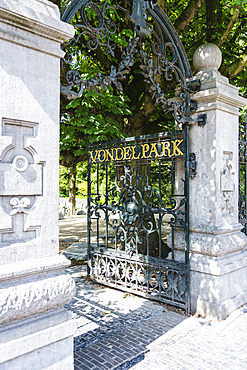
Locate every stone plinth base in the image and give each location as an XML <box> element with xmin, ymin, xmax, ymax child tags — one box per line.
<box><xmin>190</xmin><ymin>248</ymin><xmax>247</xmax><ymax>320</ymax></box>
<box><xmin>169</xmin><ymin>230</ymin><xmax>247</xmax><ymax>319</ymax></box>
<box><xmin>175</xmin><ymin>248</ymin><xmax>247</xmax><ymax>320</ymax></box>
<box><xmin>0</xmin><ymin>308</ymin><xmax>76</xmax><ymax>370</ymax></box>
<box><xmin>0</xmin><ymin>255</ymin><xmax>76</xmax><ymax>369</ymax></box>
<box><xmin>172</xmin><ymin>247</ymin><xmax>247</xmax><ymax>320</ymax></box>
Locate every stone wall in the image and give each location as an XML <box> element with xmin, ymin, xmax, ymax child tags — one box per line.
<box><xmin>0</xmin><ymin>0</ymin><xmax>76</xmax><ymax>368</ymax></box>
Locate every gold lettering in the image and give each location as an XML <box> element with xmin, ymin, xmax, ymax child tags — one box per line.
<box><xmin>171</xmin><ymin>140</ymin><xmax>184</xmax><ymax>156</ymax></box>
<box><xmin>131</xmin><ymin>146</ymin><xmax>141</xmax><ymax>160</ymax></box>
<box><xmin>141</xmin><ymin>144</ymin><xmax>149</xmax><ymax>158</ymax></box>
<box><xmin>89</xmin><ymin>150</ymin><xmax>98</xmax><ymax>163</ymax></box>
<box><xmin>148</xmin><ymin>143</ymin><xmax>159</xmax><ymax>158</ymax></box>
<box><xmin>123</xmin><ymin>146</ymin><xmax>133</xmax><ymax>160</ymax></box>
<box><xmin>115</xmin><ymin>147</ymin><xmax>123</xmax><ymax>161</ymax></box>
<box><xmin>162</xmin><ymin>141</ymin><xmax>171</xmax><ymax>157</ymax></box>
<box><xmin>98</xmin><ymin>149</ymin><xmax>106</xmax><ymax>162</ymax></box>
<box><xmin>105</xmin><ymin>149</ymin><xmax>114</xmax><ymax>162</ymax></box>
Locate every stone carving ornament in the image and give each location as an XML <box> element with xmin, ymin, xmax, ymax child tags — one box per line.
<box><xmin>221</xmin><ymin>152</ymin><xmax>235</xmax><ymax>216</ymax></box>
<box><xmin>0</xmin><ymin>118</ymin><xmax>43</xmax><ymax>244</ymax></box>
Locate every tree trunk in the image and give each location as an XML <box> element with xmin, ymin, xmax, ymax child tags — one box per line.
<box><xmin>116</xmin><ymin>162</ymin><xmax>171</xmax><ymax>258</ymax></box>
<box><xmin>137</xmin><ymin>163</ymin><xmax>171</xmax><ymax>258</ymax></box>
<box><xmin>69</xmin><ymin>167</ymin><xmax>77</xmax><ymax>215</ymax></box>
<box><xmin>205</xmin><ymin>0</ymin><xmax>223</xmax><ymax>43</ymax></box>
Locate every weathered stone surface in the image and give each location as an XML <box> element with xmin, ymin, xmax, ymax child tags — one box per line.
<box><xmin>193</xmin><ymin>43</ymin><xmax>222</xmax><ymax>72</ymax></box>
<box><xmin>0</xmin><ymin>0</ymin><xmax>75</xmax><ymax>368</ymax></box>
<box><xmin>182</xmin><ymin>45</ymin><xmax>247</xmax><ymax>319</ymax></box>
<box><xmin>168</xmin><ymin>229</ymin><xmax>247</xmax><ymax>256</ymax></box>
<box><xmin>63</xmin><ymin>242</ymin><xmax>89</xmax><ymax>261</ymax></box>
<box><xmin>0</xmin><ymin>308</ymin><xmax>76</xmax><ymax>369</ymax></box>
<box><xmin>0</xmin><ymin>274</ymin><xmax>76</xmax><ymax>326</ymax></box>
<box><xmin>0</xmin><ymin>255</ymin><xmax>70</xmax><ymax>281</ymax></box>
<box><xmin>190</xmin><ymin>250</ymin><xmax>247</xmax><ymax>320</ymax></box>
<box><xmin>189</xmin><ymin>50</ymin><xmax>247</xmax><ymax>249</ymax></box>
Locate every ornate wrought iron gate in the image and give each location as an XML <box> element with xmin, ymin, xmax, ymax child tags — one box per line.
<box><xmin>87</xmin><ymin>127</ymin><xmax>190</xmax><ymax>311</ymax></box>
<box><xmin>60</xmin><ymin>0</ymin><xmax>205</xmax><ymax>313</ymax></box>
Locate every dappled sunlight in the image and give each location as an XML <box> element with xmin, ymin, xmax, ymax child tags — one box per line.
<box><xmin>64</xmin><ymin>266</ymin><xmax>186</xmax><ymax>353</ymax></box>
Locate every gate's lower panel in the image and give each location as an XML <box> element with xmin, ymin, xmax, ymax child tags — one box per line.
<box><xmin>88</xmin><ymin>251</ymin><xmax>189</xmax><ymax>310</ymax></box>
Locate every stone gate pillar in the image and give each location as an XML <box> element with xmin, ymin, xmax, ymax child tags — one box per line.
<box><xmin>188</xmin><ymin>44</ymin><xmax>247</xmax><ymax>319</ymax></box>
<box><xmin>0</xmin><ymin>0</ymin><xmax>76</xmax><ymax>368</ymax></box>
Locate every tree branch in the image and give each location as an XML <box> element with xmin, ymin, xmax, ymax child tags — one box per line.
<box><xmin>60</xmin><ymin>150</ymin><xmax>87</xmax><ymax>168</ymax></box>
<box><xmin>206</xmin><ymin>0</ymin><xmax>223</xmax><ymax>43</ymax></box>
<box><xmin>220</xmin><ymin>49</ymin><xmax>247</xmax><ymax>80</ymax></box>
<box><xmin>217</xmin><ymin>6</ymin><xmax>242</xmax><ymax>48</ymax></box>
<box><xmin>174</xmin><ymin>0</ymin><xmax>205</xmax><ymax>34</ymax></box>
<box><xmin>229</xmin><ymin>55</ymin><xmax>247</xmax><ymax>79</ymax></box>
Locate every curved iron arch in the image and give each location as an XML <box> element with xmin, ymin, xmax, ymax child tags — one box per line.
<box><xmin>60</xmin><ymin>0</ymin><xmax>201</xmax><ymax>124</ymax></box>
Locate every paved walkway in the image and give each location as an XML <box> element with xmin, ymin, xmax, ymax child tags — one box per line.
<box><xmin>61</xmin><ymin>217</ymin><xmax>247</xmax><ymax>370</ymax></box>
<box><xmin>64</xmin><ymin>265</ymin><xmax>247</xmax><ymax>370</ymax></box>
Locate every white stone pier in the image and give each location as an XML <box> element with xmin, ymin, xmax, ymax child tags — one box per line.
<box><xmin>0</xmin><ymin>1</ymin><xmax>76</xmax><ymax>368</ymax></box>
<box><xmin>188</xmin><ymin>44</ymin><xmax>247</xmax><ymax>320</ymax></box>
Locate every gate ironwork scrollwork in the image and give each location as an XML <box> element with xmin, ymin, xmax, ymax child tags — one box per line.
<box><xmin>61</xmin><ymin>0</ymin><xmax>201</xmax><ymax>125</ymax></box>
<box><xmin>61</xmin><ymin>0</ymin><xmax>198</xmax><ymax>312</ymax></box>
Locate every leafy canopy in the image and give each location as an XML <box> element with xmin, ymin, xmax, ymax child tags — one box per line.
<box><xmin>57</xmin><ymin>0</ymin><xmax>247</xmax><ymax>168</ymax></box>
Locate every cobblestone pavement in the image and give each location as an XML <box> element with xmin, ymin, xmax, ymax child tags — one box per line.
<box><xmin>64</xmin><ymin>265</ymin><xmax>247</xmax><ymax>370</ymax></box>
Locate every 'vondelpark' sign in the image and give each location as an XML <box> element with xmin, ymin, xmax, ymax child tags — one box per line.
<box><xmin>89</xmin><ymin>139</ymin><xmax>184</xmax><ymax>163</ymax></box>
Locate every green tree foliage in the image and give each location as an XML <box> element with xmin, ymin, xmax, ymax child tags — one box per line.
<box><xmin>58</xmin><ymin>0</ymin><xmax>247</xmax><ymax>167</ymax></box>
<box><xmin>50</xmin><ymin>0</ymin><xmax>247</xmax><ymax>211</ymax></box>
<box><xmin>60</xmin><ymin>86</ymin><xmax>130</xmax><ymax>167</ymax></box>
<box><xmin>59</xmin><ymin>163</ymin><xmax>88</xmax><ymax>198</ymax></box>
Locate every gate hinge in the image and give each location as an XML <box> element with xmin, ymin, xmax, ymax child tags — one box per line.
<box><xmin>197</xmin><ymin>114</ymin><xmax>207</xmax><ymax>126</ymax></box>
<box><xmin>188</xmin><ymin>153</ymin><xmax>197</xmax><ymax>178</ymax></box>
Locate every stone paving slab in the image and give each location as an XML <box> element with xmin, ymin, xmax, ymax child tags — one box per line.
<box><xmin>64</xmin><ymin>265</ymin><xmax>247</xmax><ymax>370</ymax></box>
<box><xmin>129</xmin><ymin>306</ymin><xmax>247</xmax><ymax>370</ymax></box>
<box><xmin>73</xmin><ymin>312</ymin><xmax>184</xmax><ymax>370</ymax></box>
<box><xmin>62</xmin><ymin>242</ymin><xmax>88</xmax><ymax>261</ymax></box>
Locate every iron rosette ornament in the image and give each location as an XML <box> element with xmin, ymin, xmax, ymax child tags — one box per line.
<box><xmin>61</xmin><ymin>0</ymin><xmax>201</xmax><ymax>125</ymax></box>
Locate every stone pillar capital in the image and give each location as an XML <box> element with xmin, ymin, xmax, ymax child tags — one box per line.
<box><xmin>190</xmin><ymin>70</ymin><xmax>247</xmax><ymax>116</ymax></box>
<box><xmin>0</xmin><ymin>0</ymin><xmax>74</xmax><ymax>58</ymax></box>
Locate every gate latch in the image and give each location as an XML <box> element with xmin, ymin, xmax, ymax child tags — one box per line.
<box><xmin>188</xmin><ymin>153</ymin><xmax>197</xmax><ymax>178</ymax></box>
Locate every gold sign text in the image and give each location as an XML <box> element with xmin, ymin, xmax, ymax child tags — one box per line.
<box><xmin>89</xmin><ymin>139</ymin><xmax>184</xmax><ymax>163</ymax></box>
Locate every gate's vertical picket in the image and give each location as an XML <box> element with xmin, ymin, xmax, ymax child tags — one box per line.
<box><xmin>184</xmin><ymin>124</ymin><xmax>190</xmax><ymax>313</ymax></box>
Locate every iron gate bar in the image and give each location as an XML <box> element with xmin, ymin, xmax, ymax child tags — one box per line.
<box><xmin>87</xmin><ymin>128</ymin><xmax>190</xmax><ymax>312</ymax></box>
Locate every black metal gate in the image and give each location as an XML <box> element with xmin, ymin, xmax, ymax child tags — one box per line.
<box><xmin>87</xmin><ymin>127</ymin><xmax>190</xmax><ymax>312</ymax></box>
<box><xmin>60</xmin><ymin>0</ymin><xmax>205</xmax><ymax>313</ymax></box>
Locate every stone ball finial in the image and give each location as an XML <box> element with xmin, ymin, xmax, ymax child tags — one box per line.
<box><xmin>193</xmin><ymin>43</ymin><xmax>222</xmax><ymax>72</ymax></box>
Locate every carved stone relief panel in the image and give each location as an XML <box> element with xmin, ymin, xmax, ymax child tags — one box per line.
<box><xmin>221</xmin><ymin>151</ymin><xmax>235</xmax><ymax>216</ymax></box>
<box><xmin>0</xmin><ymin>118</ymin><xmax>44</xmax><ymax>245</ymax></box>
